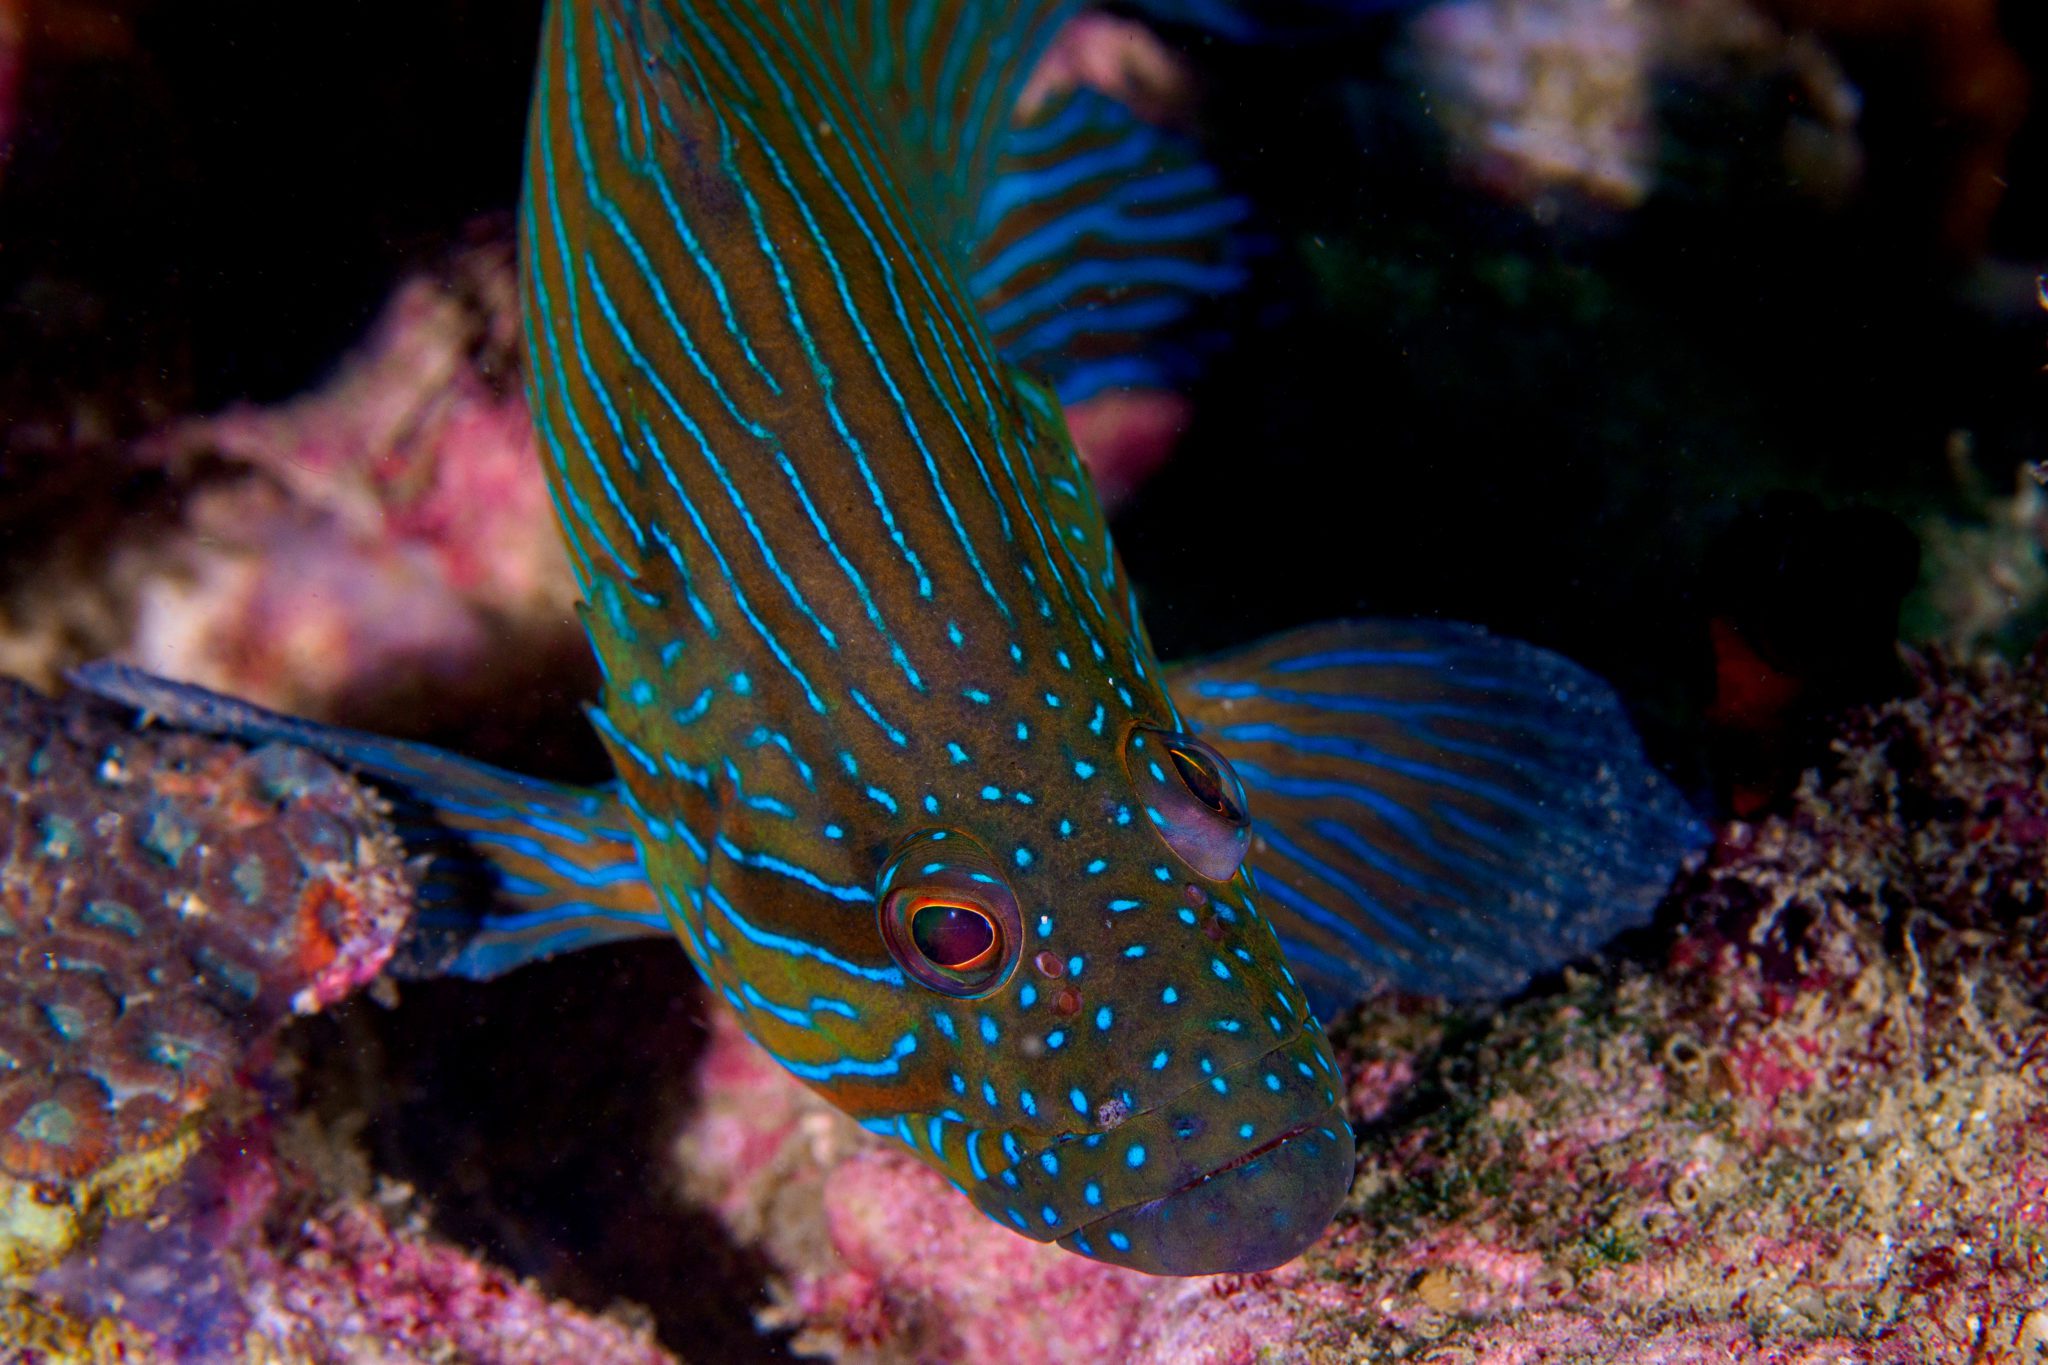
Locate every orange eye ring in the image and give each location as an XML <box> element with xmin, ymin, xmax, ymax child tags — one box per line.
<box><xmin>907</xmin><ymin>898</ymin><xmax>1000</xmax><ymax>971</ymax></box>
<box><xmin>876</xmin><ymin>831</ymin><xmax>1021</xmax><ymax>998</ymax></box>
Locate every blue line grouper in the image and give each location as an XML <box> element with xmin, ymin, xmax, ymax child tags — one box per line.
<box><xmin>75</xmin><ymin>0</ymin><xmax>1704</xmax><ymax>1277</ymax></box>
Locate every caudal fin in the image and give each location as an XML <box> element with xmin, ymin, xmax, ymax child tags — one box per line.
<box><xmin>973</xmin><ymin>86</ymin><xmax>1252</xmax><ymax>404</ymax></box>
<box><xmin>1167</xmin><ymin>621</ymin><xmax>1707</xmax><ymax>1015</ymax></box>
<box><xmin>67</xmin><ymin>663</ymin><xmax>667</xmax><ymax>980</ymax></box>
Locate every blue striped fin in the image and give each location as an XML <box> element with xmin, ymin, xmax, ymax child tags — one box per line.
<box><xmin>66</xmin><ymin>662</ymin><xmax>668</xmax><ymax>980</ymax></box>
<box><xmin>1165</xmin><ymin>621</ymin><xmax>1707</xmax><ymax>1013</ymax></box>
<box><xmin>971</xmin><ymin>87</ymin><xmax>1250</xmax><ymax>405</ymax></box>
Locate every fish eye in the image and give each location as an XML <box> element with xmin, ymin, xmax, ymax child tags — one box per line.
<box><xmin>1125</xmin><ymin>728</ymin><xmax>1251</xmax><ymax>882</ymax></box>
<box><xmin>1167</xmin><ymin>742</ymin><xmax>1244</xmax><ymax>824</ymax></box>
<box><xmin>909</xmin><ymin>900</ymin><xmax>998</xmax><ymax>970</ymax></box>
<box><xmin>877</xmin><ymin>831</ymin><xmax>1021</xmax><ymax>997</ymax></box>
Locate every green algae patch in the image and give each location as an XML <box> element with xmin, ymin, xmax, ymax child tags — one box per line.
<box><xmin>1289</xmin><ymin>649</ymin><xmax>2048</xmax><ymax>1362</ymax></box>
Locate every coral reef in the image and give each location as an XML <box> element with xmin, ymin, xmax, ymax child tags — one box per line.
<box><xmin>672</xmin><ymin>647</ymin><xmax>2048</xmax><ymax>1362</ymax></box>
<box><xmin>0</xmin><ymin>233</ymin><xmax>587</xmax><ymax>737</ymax></box>
<box><xmin>1405</xmin><ymin>0</ymin><xmax>1861</xmax><ymax>216</ymax></box>
<box><xmin>113</xmin><ymin>234</ymin><xmax>580</xmax><ymax>729</ymax></box>
<box><xmin>0</xmin><ymin>683</ymin><xmax>680</xmax><ymax>1363</ymax></box>
<box><xmin>0</xmin><ymin>5</ymin><xmax>1217</xmax><ymax>707</ymax></box>
<box><xmin>0</xmin><ymin>206</ymin><xmax>1189</xmax><ymax>708</ymax></box>
<box><xmin>22</xmin><ymin>1109</ymin><xmax>679</xmax><ymax>1365</ymax></box>
<box><xmin>0</xmin><ymin>680</ymin><xmax>409</xmax><ymax>1280</ymax></box>
<box><xmin>1402</xmin><ymin>0</ymin><xmax>2029</xmax><ymax>252</ymax></box>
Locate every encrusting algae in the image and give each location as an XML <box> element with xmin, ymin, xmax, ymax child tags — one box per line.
<box><xmin>665</xmin><ymin>647</ymin><xmax>2048</xmax><ymax>1363</ymax></box>
<box><xmin>3</xmin><ymin>600</ymin><xmax>2046</xmax><ymax>1360</ymax></box>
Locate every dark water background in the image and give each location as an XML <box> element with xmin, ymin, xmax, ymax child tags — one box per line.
<box><xmin>5</xmin><ymin>2</ymin><xmax>2047</xmax><ymax>1357</ymax></box>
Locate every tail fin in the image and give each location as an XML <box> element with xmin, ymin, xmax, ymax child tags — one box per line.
<box><xmin>973</xmin><ymin>86</ymin><xmax>1252</xmax><ymax>404</ymax></box>
<box><xmin>67</xmin><ymin>664</ymin><xmax>667</xmax><ymax>980</ymax></box>
<box><xmin>1167</xmin><ymin>621</ymin><xmax>1707</xmax><ymax>1014</ymax></box>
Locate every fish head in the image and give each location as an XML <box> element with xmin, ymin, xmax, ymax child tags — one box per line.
<box><xmin>685</xmin><ymin>685</ymin><xmax>1354</xmax><ymax>1276</ymax></box>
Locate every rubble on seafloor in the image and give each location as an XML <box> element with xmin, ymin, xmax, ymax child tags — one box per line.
<box><xmin>0</xmin><ymin>682</ymin><xmax>676</xmax><ymax>1365</ymax></box>
<box><xmin>672</xmin><ymin>647</ymin><xmax>2048</xmax><ymax>1364</ymax></box>
<box><xmin>5</xmin><ymin>621</ymin><xmax>2048</xmax><ymax>1365</ymax></box>
<box><xmin>0</xmin><ymin>234</ymin><xmax>589</xmax><ymax>736</ymax></box>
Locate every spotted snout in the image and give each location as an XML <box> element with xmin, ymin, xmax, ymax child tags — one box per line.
<box><xmin>976</xmin><ymin>1028</ymin><xmax>1354</xmax><ymax>1275</ymax></box>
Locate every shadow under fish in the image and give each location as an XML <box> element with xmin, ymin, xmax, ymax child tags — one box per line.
<box><xmin>69</xmin><ymin>0</ymin><xmax>1705</xmax><ymax>1278</ymax></box>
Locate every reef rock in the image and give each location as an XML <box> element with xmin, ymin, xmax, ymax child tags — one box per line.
<box><xmin>0</xmin><ymin>680</ymin><xmax>409</xmax><ymax>1280</ymax></box>
<box><xmin>0</xmin><ymin>681</ymin><xmax>681</xmax><ymax>1363</ymax></box>
<box><xmin>673</xmin><ymin>647</ymin><xmax>2048</xmax><ymax>1363</ymax></box>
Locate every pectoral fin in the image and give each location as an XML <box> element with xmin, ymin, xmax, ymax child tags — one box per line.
<box><xmin>67</xmin><ymin>663</ymin><xmax>667</xmax><ymax>980</ymax></box>
<box><xmin>1167</xmin><ymin>621</ymin><xmax>1707</xmax><ymax>1015</ymax></box>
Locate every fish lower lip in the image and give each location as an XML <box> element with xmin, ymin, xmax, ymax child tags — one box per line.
<box><xmin>1057</xmin><ymin>1103</ymin><xmax>1355</xmax><ymax>1276</ymax></box>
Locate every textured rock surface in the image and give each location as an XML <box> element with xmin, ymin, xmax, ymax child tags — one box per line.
<box><xmin>673</xmin><ymin>648</ymin><xmax>2048</xmax><ymax>1363</ymax></box>
<box><xmin>27</xmin><ymin>1112</ymin><xmax>680</xmax><ymax>1365</ymax></box>
<box><xmin>0</xmin><ymin>681</ymin><xmax>411</xmax><ymax>1279</ymax></box>
<box><xmin>0</xmin><ymin>683</ymin><xmax>682</xmax><ymax>1363</ymax></box>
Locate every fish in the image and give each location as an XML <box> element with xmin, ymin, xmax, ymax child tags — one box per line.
<box><xmin>71</xmin><ymin>0</ymin><xmax>1705</xmax><ymax>1276</ymax></box>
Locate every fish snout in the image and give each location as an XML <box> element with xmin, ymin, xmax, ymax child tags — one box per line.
<box><xmin>1059</xmin><ymin>1102</ymin><xmax>1353</xmax><ymax>1275</ymax></box>
<box><xmin>1054</xmin><ymin>1032</ymin><xmax>1355</xmax><ymax>1275</ymax></box>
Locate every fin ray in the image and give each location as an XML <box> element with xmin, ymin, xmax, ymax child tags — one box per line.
<box><xmin>1168</xmin><ymin>621</ymin><xmax>1707</xmax><ymax>1013</ymax></box>
<box><xmin>67</xmin><ymin>663</ymin><xmax>668</xmax><ymax>980</ymax></box>
<box><xmin>972</xmin><ymin>87</ymin><xmax>1250</xmax><ymax>404</ymax></box>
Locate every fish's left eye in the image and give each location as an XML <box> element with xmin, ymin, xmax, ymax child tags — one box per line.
<box><xmin>877</xmin><ymin>830</ymin><xmax>1021</xmax><ymax>998</ymax></box>
<box><xmin>1125</xmin><ymin>728</ymin><xmax>1252</xmax><ymax>882</ymax></box>
<box><xmin>910</xmin><ymin>901</ymin><xmax>998</xmax><ymax>970</ymax></box>
<box><xmin>1168</xmin><ymin>742</ymin><xmax>1244</xmax><ymax>824</ymax></box>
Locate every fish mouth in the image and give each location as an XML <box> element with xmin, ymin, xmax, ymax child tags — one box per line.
<box><xmin>1051</xmin><ymin>1038</ymin><xmax>1357</xmax><ymax>1276</ymax></box>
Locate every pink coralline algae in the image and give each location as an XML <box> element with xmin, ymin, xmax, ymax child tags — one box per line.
<box><xmin>116</xmin><ymin>234</ymin><xmax>583</xmax><ymax>727</ymax></box>
<box><xmin>20</xmin><ymin>1109</ymin><xmax>679</xmax><ymax>1365</ymax></box>
<box><xmin>677</xmin><ymin>1008</ymin><xmax>1321</xmax><ymax>1365</ymax></box>
<box><xmin>672</xmin><ymin>647</ymin><xmax>2048</xmax><ymax>1364</ymax></box>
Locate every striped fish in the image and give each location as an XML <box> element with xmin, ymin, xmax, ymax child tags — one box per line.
<box><xmin>73</xmin><ymin>0</ymin><xmax>1703</xmax><ymax>1276</ymax></box>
